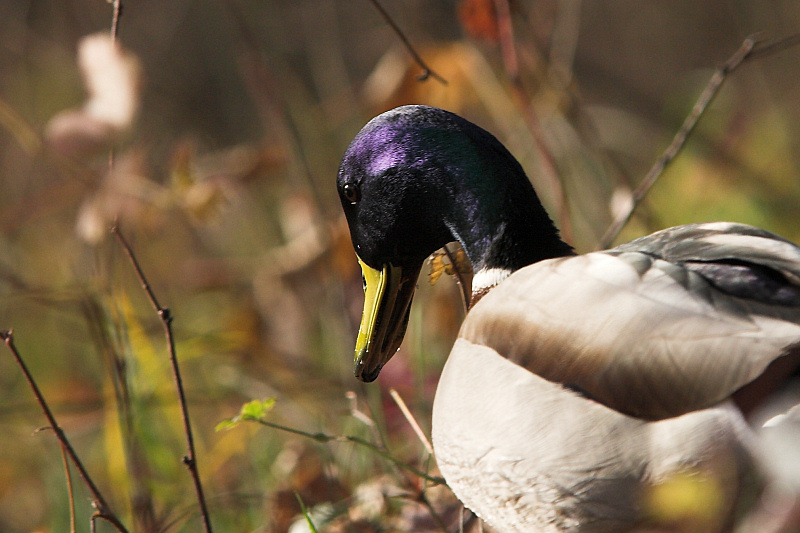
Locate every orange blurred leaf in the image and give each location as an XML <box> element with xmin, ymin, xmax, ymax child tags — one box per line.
<box><xmin>458</xmin><ymin>0</ymin><xmax>499</xmax><ymax>43</ymax></box>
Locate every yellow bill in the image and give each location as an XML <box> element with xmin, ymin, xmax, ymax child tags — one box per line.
<box><xmin>354</xmin><ymin>256</ymin><xmax>420</xmax><ymax>382</ymax></box>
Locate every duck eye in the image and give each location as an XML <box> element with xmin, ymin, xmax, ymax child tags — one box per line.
<box><xmin>343</xmin><ymin>183</ymin><xmax>360</xmax><ymax>204</ymax></box>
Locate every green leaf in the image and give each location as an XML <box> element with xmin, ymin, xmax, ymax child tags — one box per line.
<box><xmin>215</xmin><ymin>398</ymin><xmax>276</xmax><ymax>432</ymax></box>
<box><xmin>240</xmin><ymin>398</ymin><xmax>275</xmax><ymax>420</ymax></box>
<box><xmin>213</xmin><ymin>418</ymin><xmax>239</xmax><ymax>432</ymax></box>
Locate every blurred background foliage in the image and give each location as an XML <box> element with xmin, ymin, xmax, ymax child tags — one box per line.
<box><xmin>1</xmin><ymin>0</ymin><xmax>800</xmax><ymax>531</ymax></box>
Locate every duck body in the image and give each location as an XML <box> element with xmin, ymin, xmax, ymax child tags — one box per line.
<box><xmin>435</xmin><ymin>222</ymin><xmax>800</xmax><ymax>532</ymax></box>
<box><xmin>337</xmin><ymin>105</ymin><xmax>800</xmax><ymax>532</ymax></box>
<box><xmin>433</xmin><ymin>341</ymin><xmax>755</xmax><ymax>532</ymax></box>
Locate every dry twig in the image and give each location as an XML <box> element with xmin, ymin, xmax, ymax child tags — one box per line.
<box><xmin>111</xmin><ymin>226</ymin><xmax>214</xmax><ymax>533</ymax></box>
<box><xmin>107</xmin><ymin>0</ymin><xmax>122</xmax><ymax>173</ymax></box>
<box><xmin>109</xmin><ymin>0</ymin><xmax>122</xmax><ymax>42</ymax></box>
<box><xmin>367</xmin><ymin>0</ymin><xmax>448</xmax><ymax>85</ymax></box>
<box><xmin>343</xmin><ymin>391</ymin><xmax>447</xmax><ymax>529</ymax></box>
<box><xmin>599</xmin><ymin>32</ymin><xmax>800</xmax><ymax>249</ymax></box>
<box><xmin>0</xmin><ymin>330</ymin><xmax>130</xmax><ymax>533</ymax></box>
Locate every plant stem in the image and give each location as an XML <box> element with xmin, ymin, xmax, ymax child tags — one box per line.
<box><xmin>599</xmin><ymin>32</ymin><xmax>800</xmax><ymax>249</ymax></box>
<box><xmin>109</xmin><ymin>0</ymin><xmax>122</xmax><ymax>42</ymax></box>
<box><xmin>1</xmin><ymin>331</ymin><xmax>130</xmax><ymax>533</ymax></box>
<box><xmin>367</xmin><ymin>0</ymin><xmax>447</xmax><ymax>85</ymax></box>
<box><xmin>59</xmin><ymin>441</ymin><xmax>77</xmax><ymax>533</ymax></box>
<box><xmin>251</xmin><ymin>418</ymin><xmax>446</xmax><ymax>485</ymax></box>
<box><xmin>112</xmin><ymin>226</ymin><xmax>214</xmax><ymax>533</ymax></box>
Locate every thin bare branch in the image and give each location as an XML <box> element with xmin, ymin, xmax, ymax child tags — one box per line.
<box><xmin>367</xmin><ymin>0</ymin><xmax>448</xmax><ymax>85</ymax></box>
<box><xmin>0</xmin><ymin>331</ymin><xmax>130</xmax><ymax>533</ymax></box>
<box><xmin>111</xmin><ymin>226</ymin><xmax>214</xmax><ymax>533</ymax></box>
<box><xmin>109</xmin><ymin>0</ymin><xmax>122</xmax><ymax>42</ymax></box>
<box><xmin>748</xmin><ymin>31</ymin><xmax>800</xmax><ymax>61</ymax></box>
<box><xmin>344</xmin><ymin>390</ymin><xmax>447</xmax><ymax>528</ymax></box>
<box><xmin>599</xmin><ymin>32</ymin><xmax>800</xmax><ymax>249</ymax></box>
<box><xmin>108</xmin><ymin>0</ymin><xmax>122</xmax><ymax>173</ymax></box>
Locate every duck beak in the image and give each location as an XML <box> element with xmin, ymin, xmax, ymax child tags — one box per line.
<box><xmin>354</xmin><ymin>256</ymin><xmax>420</xmax><ymax>382</ymax></box>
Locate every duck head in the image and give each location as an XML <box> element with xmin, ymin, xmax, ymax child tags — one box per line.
<box><xmin>337</xmin><ymin>105</ymin><xmax>571</xmax><ymax>382</ymax></box>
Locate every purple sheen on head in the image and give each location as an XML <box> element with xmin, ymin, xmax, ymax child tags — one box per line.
<box><xmin>341</xmin><ymin>106</ymin><xmax>445</xmax><ymax>178</ymax></box>
<box><xmin>366</xmin><ymin>144</ymin><xmax>407</xmax><ymax>176</ymax></box>
<box><xmin>345</xmin><ymin>126</ymin><xmax>407</xmax><ymax>174</ymax></box>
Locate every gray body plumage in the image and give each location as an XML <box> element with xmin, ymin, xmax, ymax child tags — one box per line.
<box><xmin>433</xmin><ymin>222</ymin><xmax>800</xmax><ymax>532</ymax></box>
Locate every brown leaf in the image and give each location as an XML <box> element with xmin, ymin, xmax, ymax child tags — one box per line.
<box><xmin>458</xmin><ymin>0</ymin><xmax>499</xmax><ymax>43</ymax></box>
<box><xmin>447</xmin><ymin>245</ymin><xmax>472</xmax><ymax>280</ymax></box>
<box><xmin>428</xmin><ymin>246</ymin><xmax>471</xmax><ymax>286</ymax></box>
<box><xmin>428</xmin><ymin>250</ymin><xmax>448</xmax><ymax>286</ymax></box>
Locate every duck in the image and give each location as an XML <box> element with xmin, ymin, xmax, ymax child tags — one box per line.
<box><xmin>336</xmin><ymin>104</ymin><xmax>800</xmax><ymax>532</ymax></box>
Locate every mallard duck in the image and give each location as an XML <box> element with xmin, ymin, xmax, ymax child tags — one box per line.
<box><xmin>337</xmin><ymin>105</ymin><xmax>800</xmax><ymax>532</ymax></box>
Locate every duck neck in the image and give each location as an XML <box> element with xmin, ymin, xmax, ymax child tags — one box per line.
<box><xmin>444</xmin><ymin>173</ymin><xmax>574</xmax><ymax>301</ymax></box>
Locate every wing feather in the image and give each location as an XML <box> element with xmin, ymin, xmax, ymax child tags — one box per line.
<box><xmin>460</xmin><ymin>223</ymin><xmax>800</xmax><ymax>419</ymax></box>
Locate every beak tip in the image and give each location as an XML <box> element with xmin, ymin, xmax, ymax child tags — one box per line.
<box><xmin>354</xmin><ymin>356</ymin><xmax>382</xmax><ymax>383</ymax></box>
